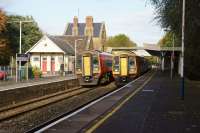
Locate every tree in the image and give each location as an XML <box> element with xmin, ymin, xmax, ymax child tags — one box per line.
<box><xmin>0</xmin><ymin>9</ymin><xmax>11</xmax><ymax>65</ymax></box>
<box><xmin>0</xmin><ymin>9</ymin><xmax>6</xmax><ymax>32</ymax></box>
<box><xmin>157</xmin><ymin>32</ymin><xmax>179</xmax><ymax>47</ymax></box>
<box><xmin>105</xmin><ymin>34</ymin><xmax>137</xmax><ymax>47</ymax></box>
<box><xmin>6</xmin><ymin>15</ymin><xmax>43</xmax><ymax>54</ymax></box>
<box><xmin>149</xmin><ymin>0</ymin><xmax>200</xmax><ymax>80</ymax></box>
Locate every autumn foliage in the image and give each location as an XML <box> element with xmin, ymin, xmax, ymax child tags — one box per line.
<box><xmin>0</xmin><ymin>9</ymin><xmax>11</xmax><ymax>65</ymax></box>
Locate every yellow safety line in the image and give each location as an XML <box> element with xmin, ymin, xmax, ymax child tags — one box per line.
<box><xmin>85</xmin><ymin>71</ymin><xmax>156</xmax><ymax>133</ymax></box>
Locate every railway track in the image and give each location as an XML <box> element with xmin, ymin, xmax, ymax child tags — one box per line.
<box><xmin>27</xmin><ymin>70</ymin><xmax>154</xmax><ymax>133</ymax></box>
<box><xmin>0</xmin><ymin>86</ymin><xmax>93</xmax><ymax>121</ymax></box>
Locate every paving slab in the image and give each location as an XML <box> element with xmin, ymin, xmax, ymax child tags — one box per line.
<box><xmin>94</xmin><ymin>71</ymin><xmax>200</xmax><ymax>133</ymax></box>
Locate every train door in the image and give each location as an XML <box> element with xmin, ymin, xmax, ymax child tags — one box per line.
<box><xmin>42</xmin><ymin>57</ymin><xmax>47</xmax><ymax>73</ymax></box>
<box><xmin>83</xmin><ymin>55</ymin><xmax>91</xmax><ymax>76</ymax></box>
<box><xmin>51</xmin><ymin>57</ymin><xmax>55</xmax><ymax>73</ymax></box>
<box><xmin>120</xmin><ymin>57</ymin><xmax>128</xmax><ymax>76</ymax></box>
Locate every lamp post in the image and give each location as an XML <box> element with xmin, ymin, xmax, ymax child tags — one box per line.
<box><xmin>164</xmin><ymin>28</ymin><xmax>175</xmax><ymax>79</ymax></box>
<box><xmin>74</xmin><ymin>39</ymin><xmax>83</xmax><ymax>74</ymax></box>
<box><xmin>171</xmin><ymin>33</ymin><xmax>175</xmax><ymax>79</ymax></box>
<box><xmin>181</xmin><ymin>0</ymin><xmax>186</xmax><ymax>100</ymax></box>
<box><xmin>8</xmin><ymin>20</ymin><xmax>33</xmax><ymax>81</ymax></box>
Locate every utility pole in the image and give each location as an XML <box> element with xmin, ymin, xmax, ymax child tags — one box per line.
<box><xmin>171</xmin><ymin>33</ymin><xmax>175</xmax><ymax>79</ymax></box>
<box><xmin>8</xmin><ymin>20</ymin><xmax>33</xmax><ymax>81</ymax></box>
<box><xmin>181</xmin><ymin>0</ymin><xmax>186</xmax><ymax>100</ymax></box>
<box><xmin>74</xmin><ymin>39</ymin><xmax>83</xmax><ymax>74</ymax></box>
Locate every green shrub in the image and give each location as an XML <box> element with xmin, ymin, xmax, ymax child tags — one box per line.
<box><xmin>32</xmin><ymin>66</ymin><xmax>42</xmax><ymax>78</ymax></box>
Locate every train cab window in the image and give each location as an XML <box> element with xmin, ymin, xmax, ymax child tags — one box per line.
<box><xmin>76</xmin><ymin>55</ymin><xmax>82</xmax><ymax>71</ymax></box>
<box><xmin>129</xmin><ymin>57</ymin><xmax>135</xmax><ymax>69</ymax></box>
<box><xmin>113</xmin><ymin>56</ymin><xmax>119</xmax><ymax>71</ymax></box>
<box><xmin>93</xmin><ymin>55</ymin><xmax>99</xmax><ymax>72</ymax></box>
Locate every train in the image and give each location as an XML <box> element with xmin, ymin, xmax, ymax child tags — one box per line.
<box><xmin>76</xmin><ymin>50</ymin><xmax>113</xmax><ymax>86</ymax></box>
<box><xmin>112</xmin><ymin>50</ymin><xmax>150</xmax><ymax>86</ymax></box>
<box><xmin>76</xmin><ymin>50</ymin><xmax>150</xmax><ymax>86</ymax></box>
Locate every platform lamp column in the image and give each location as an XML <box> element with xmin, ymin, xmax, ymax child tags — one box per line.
<box><xmin>171</xmin><ymin>33</ymin><xmax>175</xmax><ymax>79</ymax></box>
<box><xmin>75</xmin><ymin>39</ymin><xmax>83</xmax><ymax>74</ymax></box>
<box><xmin>19</xmin><ymin>21</ymin><xmax>22</xmax><ymax>81</ymax></box>
<box><xmin>181</xmin><ymin>0</ymin><xmax>186</xmax><ymax>100</ymax></box>
<box><xmin>8</xmin><ymin>20</ymin><xmax>33</xmax><ymax>81</ymax></box>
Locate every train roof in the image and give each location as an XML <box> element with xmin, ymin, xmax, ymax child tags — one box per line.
<box><xmin>112</xmin><ymin>50</ymin><xmax>136</xmax><ymax>56</ymax></box>
<box><xmin>81</xmin><ymin>50</ymin><xmax>112</xmax><ymax>56</ymax></box>
<box><xmin>132</xmin><ymin>50</ymin><xmax>151</xmax><ymax>57</ymax></box>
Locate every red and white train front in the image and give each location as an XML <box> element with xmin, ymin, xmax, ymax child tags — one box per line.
<box><xmin>76</xmin><ymin>50</ymin><xmax>113</xmax><ymax>86</ymax></box>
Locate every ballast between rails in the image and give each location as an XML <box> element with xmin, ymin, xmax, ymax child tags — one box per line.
<box><xmin>0</xmin><ymin>86</ymin><xmax>93</xmax><ymax>121</ymax></box>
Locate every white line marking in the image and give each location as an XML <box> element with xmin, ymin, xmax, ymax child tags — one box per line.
<box><xmin>142</xmin><ymin>89</ymin><xmax>154</xmax><ymax>92</ymax></box>
<box><xmin>35</xmin><ymin>72</ymin><xmax>151</xmax><ymax>133</ymax></box>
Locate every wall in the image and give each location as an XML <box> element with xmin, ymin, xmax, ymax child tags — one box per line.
<box><xmin>0</xmin><ymin>78</ymin><xmax>79</xmax><ymax>109</ymax></box>
<box><xmin>30</xmin><ymin>54</ymin><xmax>65</xmax><ymax>73</ymax></box>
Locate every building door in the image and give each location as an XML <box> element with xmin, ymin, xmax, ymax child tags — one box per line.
<box><xmin>42</xmin><ymin>57</ymin><xmax>47</xmax><ymax>73</ymax></box>
<box><xmin>51</xmin><ymin>57</ymin><xmax>55</xmax><ymax>73</ymax></box>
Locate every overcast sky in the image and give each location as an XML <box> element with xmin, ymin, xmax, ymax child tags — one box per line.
<box><xmin>0</xmin><ymin>0</ymin><xmax>164</xmax><ymax>46</ymax></box>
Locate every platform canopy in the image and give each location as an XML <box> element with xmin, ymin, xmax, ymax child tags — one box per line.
<box><xmin>106</xmin><ymin>43</ymin><xmax>182</xmax><ymax>57</ymax></box>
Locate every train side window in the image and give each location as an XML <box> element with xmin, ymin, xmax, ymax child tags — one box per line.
<box><xmin>106</xmin><ymin>60</ymin><xmax>112</xmax><ymax>67</ymax></box>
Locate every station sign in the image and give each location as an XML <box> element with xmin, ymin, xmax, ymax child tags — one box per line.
<box><xmin>16</xmin><ymin>54</ymin><xmax>30</xmax><ymax>61</ymax></box>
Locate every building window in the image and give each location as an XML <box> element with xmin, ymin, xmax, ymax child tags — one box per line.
<box><xmin>33</xmin><ymin>57</ymin><xmax>39</xmax><ymax>61</ymax></box>
<box><xmin>51</xmin><ymin>57</ymin><xmax>55</xmax><ymax>61</ymax></box>
<box><xmin>58</xmin><ymin>56</ymin><xmax>63</xmax><ymax>63</ymax></box>
<box><xmin>43</xmin><ymin>57</ymin><xmax>47</xmax><ymax>61</ymax></box>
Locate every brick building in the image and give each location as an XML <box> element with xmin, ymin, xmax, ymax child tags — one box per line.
<box><xmin>64</xmin><ymin>16</ymin><xmax>107</xmax><ymax>50</ymax></box>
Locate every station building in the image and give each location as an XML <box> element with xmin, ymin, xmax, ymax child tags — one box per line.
<box><xmin>26</xmin><ymin>35</ymin><xmax>93</xmax><ymax>75</ymax></box>
<box><xmin>26</xmin><ymin>16</ymin><xmax>106</xmax><ymax>75</ymax></box>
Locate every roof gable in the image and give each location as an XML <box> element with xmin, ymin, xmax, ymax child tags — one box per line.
<box><xmin>26</xmin><ymin>35</ymin><xmax>65</xmax><ymax>54</ymax></box>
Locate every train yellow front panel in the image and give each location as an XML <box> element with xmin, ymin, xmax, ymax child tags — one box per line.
<box><xmin>83</xmin><ymin>56</ymin><xmax>91</xmax><ymax>76</ymax></box>
<box><xmin>120</xmin><ymin>57</ymin><xmax>128</xmax><ymax>76</ymax></box>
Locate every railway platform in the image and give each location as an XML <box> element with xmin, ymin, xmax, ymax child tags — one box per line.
<box><xmin>0</xmin><ymin>74</ymin><xmax>76</xmax><ymax>91</ymax></box>
<box><xmin>37</xmin><ymin>70</ymin><xmax>200</xmax><ymax>133</ymax></box>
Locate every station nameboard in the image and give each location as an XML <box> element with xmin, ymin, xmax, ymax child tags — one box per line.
<box><xmin>16</xmin><ymin>54</ymin><xmax>29</xmax><ymax>61</ymax></box>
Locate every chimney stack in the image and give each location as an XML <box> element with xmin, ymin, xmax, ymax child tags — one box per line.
<box><xmin>85</xmin><ymin>16</ymin><xmax>93</xmax><ymax>37</ymax></box>
<box><xmin>72</xmin><ymin>16</ymin><xmax>79</xmax><ymax>36</ymax></box>
<box><xmin>73</xmin><ymin>16</ymin><xmax>78</xmax><ymax>27</ymax></box>
<box><xmin>86</xmin><ymin>16</ymin><xmax>93</xmax><ymax>27</ymax></box>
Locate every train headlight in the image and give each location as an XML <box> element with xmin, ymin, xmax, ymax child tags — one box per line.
<box><xmin>94</xmin><ymin>67</ymin><xmax>98</xmax><ymax>71</ymax></box>
<box><xmin>129</xmin><ymin>68</ymin><xmax>136</xmax><ymax>73</ymax></box>
<box><xmin>114</xmin><ymin>69</ymin><xmax>119</xmax><ymax>72</ymax></box>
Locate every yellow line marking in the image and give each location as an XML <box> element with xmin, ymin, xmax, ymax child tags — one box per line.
<box><xmin>85</xmin><ymin>72</ymin><xmax>156</xmax><ymax>133</ymax></box>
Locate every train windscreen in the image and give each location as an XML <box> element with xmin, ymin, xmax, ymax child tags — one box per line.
<box><xmin>93</xmin><ymin>55</ymin><xmax>99</xmax><ymax>73</ymax></box>
<box><xmin>76</xmin><ymin>55</ymin><xmax>82</xmax><ymax>72</ymax></box>
<box><xmin>83</xmin><ymin>56</ymin><xmax>91</xmax><ymax>76</ymax></box>
<box><xmin>129</xmin><ymin>56</ymin><xmax>136</xmax><ymax>73</ymax></box>
<box><xmin>113</xmin><ymin>56</ymin><xmax>119</xmax><ymax>72</ymax></box>
<box><xmin>129</xmin><ymin>57</ymin><xmax>135</xmax><ymax>68</ymax></box>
